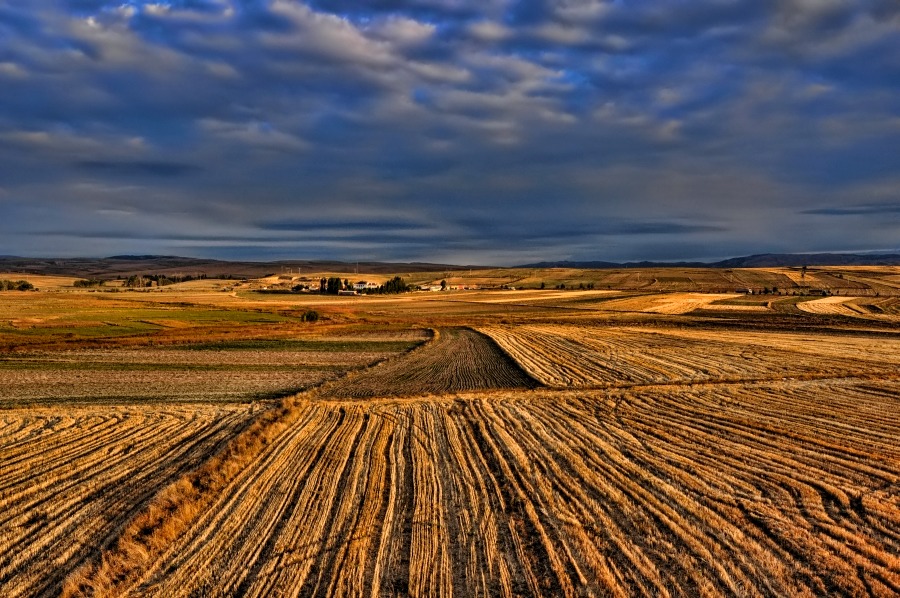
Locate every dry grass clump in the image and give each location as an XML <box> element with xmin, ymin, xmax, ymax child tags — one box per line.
<box><xmin>60</xmin><ymin>399</ymin><xmax>302</xmax><ymax>597</ymax></box>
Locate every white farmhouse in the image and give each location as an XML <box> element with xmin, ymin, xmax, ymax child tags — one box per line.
<box><xmin>353</xmin><ymin>281</ymin><xmax>380</xmax><ymax>291</ymax></box>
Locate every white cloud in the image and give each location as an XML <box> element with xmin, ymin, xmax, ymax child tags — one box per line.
<box><xmin>198</xmin><ymin>119</ymin><xmax>307</xmax><ymax>152</ymax></box>
<box><xmin>0</xmin><ymin>62</ymin><xmax>27</xmax><ymax>79</ymax></box>
<box><xmin>263</xmin><ymin>2</ymin><xmax>394</xmax><ymax>69</ymax></box>
<box><xmin>468</xmin><ymin>20</ymin><xmax>511</xmax><ymax>42</ymax></box>
<box><xmin>368</xmin><ymin>16</ymin><xmax>436</xmax><ymax>46</ymax></box>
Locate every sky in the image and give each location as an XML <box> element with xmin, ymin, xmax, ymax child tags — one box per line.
<box><xmin>1</xmin><ymin>0</ymin><xmax>898</xmax><ymax>265</ymax></box>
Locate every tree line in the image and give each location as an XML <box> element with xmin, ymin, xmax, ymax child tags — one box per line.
<box><xmin>317</xmin><ymin>276</ymin><xmax>409</xmax><ymax>295</ymax></box>
<box><xmin>118</xmin><ymin>273</ymin><xmax>211</xmax><ymax>288</ymax></box>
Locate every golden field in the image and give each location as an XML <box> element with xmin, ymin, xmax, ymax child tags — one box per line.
<box><xmin>0</xmin><ymin>268</ymin><xmax>898</xmax><ymax>597</ymax></box>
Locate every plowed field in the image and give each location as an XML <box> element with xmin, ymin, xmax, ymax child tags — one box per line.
<box><xmin>0</xmin><ymin>342</ymin><xmax>420</xmax><ymax>407</ymax></box>
<box><xmin>323</xmin><ymin>328</ymin><xmax>537</xmax><ymax>399</ymax></box>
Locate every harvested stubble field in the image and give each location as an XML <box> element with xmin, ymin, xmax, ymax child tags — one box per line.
<box><xmin>1</xmin><ymin>270</ymin><xmax>899</xmax><ymax>597</ymax></box>
<box><xmin>0</xmin><ymin>403</ymin><xmax>258</xmax><ymax>598</ymax></box>
<box><xmin>796</xmin><ymin>296</ymin><xmax>900</xmax><ymax>322</ymax></box>
<box><xmin>480</xmin><ymin>324</ymin><xmax>900</xmax><ymax>388</ymax></box>
<box><xmin>66</xmin><ymin>381</ymin><xmax>900</xmax><ymax>597</ymax></box>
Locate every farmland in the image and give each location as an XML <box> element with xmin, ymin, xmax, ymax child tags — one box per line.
<box><xmin>1</xmin><ymin>269</ymin><xmax>899</xmax><ymax>597</ymax></box>
<box><xmin>0</xmin><ymin>342</ymin><xmax>423</xmax><ymax>407</ymax></box>
<box><xmin>480</xmin><ymin>324</ymin><xmax>900</xmax><ymax>387</ymax></box>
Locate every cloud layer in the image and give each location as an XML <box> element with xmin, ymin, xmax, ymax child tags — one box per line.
<box><xmin>1</xmin><ymin>0</ymin><xmax>898</xmax><ymax>263</ymax></box>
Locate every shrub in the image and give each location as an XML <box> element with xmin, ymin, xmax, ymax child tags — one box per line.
<box><xmin>74</xmin><ymin>278</ymin><xmax>105</xmax><ymax>288</ymax></box>
<box><xmin>0</xmin><ymin>279</ymin><xmax>34</xmax><ymax>291</ymax></box>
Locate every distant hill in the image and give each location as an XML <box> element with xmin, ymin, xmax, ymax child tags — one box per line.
<box><xmin>521</xmin><ymin>260</ymin><xmax>709</xmax><ymax>269</ymax></box>
<box><xmin>0</xmin><ymin>256</ymin><xmax>478</xmax><ymax>278</ymax></box>
<box><xmin>521</xmin><ymin>253</ymin><xmax>900</xmax><ymax>269</ymax></box>
<box><xmin>711</xmin><ymin>253</ymin><xmax>900</xmax><ymax>268</ymax></box>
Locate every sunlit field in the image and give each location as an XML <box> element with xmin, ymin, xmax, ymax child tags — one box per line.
<box><xmin>1</xmin><ymin>269</ymin><xmax>898</xmax><ymax>597</ymax></box>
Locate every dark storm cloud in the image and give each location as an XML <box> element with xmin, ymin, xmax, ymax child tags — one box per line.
<box><xmin>75</xmin><ymin>160</ymin><xmax>202</xmax><ymax>177</ymax></box>
<box><xmin>802</xmin><ymin>203</ymin><xmax>900</xmax><ymax>216</ymax></box>
<box><xmin>259</xmin><ymin>220</ymin><xmax>428</xmax><ymax>233</ymax></box>
<box><xmin>1</xmin><ymin>1</ymin><xmax>898</xmax><ymax>263</ymax></box>
<box><xmin>598</xmin><ymin>222</ymin><xmax>729</xmax><ymax>236</ymax></box>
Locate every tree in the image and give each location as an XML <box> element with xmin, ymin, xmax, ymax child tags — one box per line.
<box><xmin>125</xmin><ymin>275</ymin><xmax>146</xmax><ymax>288</ymax></box>
<box><xmin>383</xmin><ymin>276</ymin><xmax>408</xmax><ymax>294</ymax></box>
<box><xmin>440</xmin><ymin>279</ymin><xmax>447</xmax><ymax>291</ymax></box>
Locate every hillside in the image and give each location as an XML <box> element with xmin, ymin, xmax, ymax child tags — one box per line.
<box><xmin>0</xmin><ymin>256</ymin><xmax>478</xmax><ymax>279</ymax></box>
<box><xmin>522</xmin><ymin>253</ymin><xmax>900</xmax><ymax>268</ymax></box>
